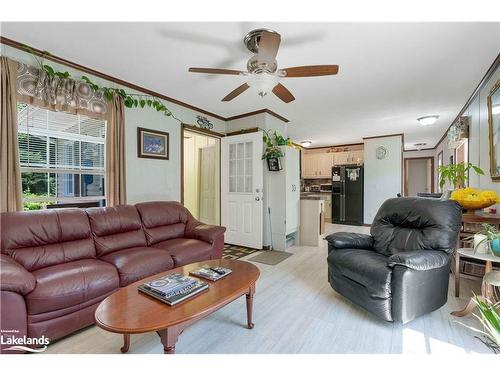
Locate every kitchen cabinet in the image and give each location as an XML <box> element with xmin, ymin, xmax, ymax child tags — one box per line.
<box><xmin>334</xmin><ymin>151</ymin><xmax>348</xmax><ymax>165</ymax></box>
<box><xmin>333</xmin><ymin>150</ymin><xmax>364</xmax><ymax>165</ymax></box>
<box><xmin>301</xmin><ymin>152</ymin><xmax>333</xmax><ymax>178</ymax></box>
<box><xmin>348</xmin><ymin>150</ymin><xmax>364</xmax><ymax>165</ymax></box>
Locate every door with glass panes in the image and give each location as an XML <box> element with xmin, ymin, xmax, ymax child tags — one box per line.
<box><xmin>221</xmin><ymin>132</ymin><xmax>263</xmax><ymax>249</ymax></box>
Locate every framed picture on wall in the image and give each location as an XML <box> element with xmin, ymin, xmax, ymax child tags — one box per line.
<box><xmin>137</xmin><ymin>127</ymin><xmax>169</xmax><ymax>160</ymax></box>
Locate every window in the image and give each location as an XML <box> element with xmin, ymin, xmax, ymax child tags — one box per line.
<box><xmin>17</xmin><ymin>103</ymin><xmax>106</xmax><ymax>210</ymax></box>
<box><xmin>228</xmin><ymin>141</ymin><xmax>253</xmax><ymax>193</ymax></box>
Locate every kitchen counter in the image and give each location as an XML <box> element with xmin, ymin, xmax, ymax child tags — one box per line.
<box><xmin>300</xmin><ymin>194</ymin><xmax>324</xmax><ymax>200</ymax></box>
<box><xmin>301</xmin><ymin>192</ymin><xmax>331</xmax><ymax>198</ymax></box>
<box><xmin>300</xmin><ymin>198</ymin><xmax>326</xmax><ymax>247</ymax></box>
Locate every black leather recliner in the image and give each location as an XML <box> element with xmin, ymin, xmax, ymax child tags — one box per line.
<box><xmin>326</xmin><ymin>197</ymin><xmax>462</xmax><ymax>323</ymax></box>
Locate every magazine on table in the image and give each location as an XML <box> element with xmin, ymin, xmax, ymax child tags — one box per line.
<box><xmin>138</xmin><ymin>273</ymin><xmax>208</xmax><ymax>306</ymax></box>
<box><xmin>189</xmin><ymin>266</ymin><xmax>232</xmax><ymax>281</ymax></box>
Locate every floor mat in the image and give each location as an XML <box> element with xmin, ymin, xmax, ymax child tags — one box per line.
<box><xmin>247</xmin><ymin>251</ymin><xmax>292</xmax><ymax>265</ymax></box>
<box><xmin>222</xmin><ymin>244</ymin><xmax>259</xmax><ymax>260</ymax></box>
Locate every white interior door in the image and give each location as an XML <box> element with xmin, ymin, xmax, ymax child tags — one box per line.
<box><xmin>221</xmin><ymin>131</ymin><xmax>263</xmax><ymax>249</ymax></box>
<box><xmin>198</xmin><ymin>144</ymin><xmax>219</xmax><ymax>225</ymax></box>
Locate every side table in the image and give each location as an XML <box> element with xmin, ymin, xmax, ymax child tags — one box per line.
<box><xmin>452</xmin><ymin>248</ymin><xmax>500</xmax><ymax>317</ymax></box>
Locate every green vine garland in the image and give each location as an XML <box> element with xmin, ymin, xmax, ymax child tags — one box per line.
<box><xmin>23</xmin><ymin>45</ymin><xmax>182</xmax><ymax>123</ymax></box>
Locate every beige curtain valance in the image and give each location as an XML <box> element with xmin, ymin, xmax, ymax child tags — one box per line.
<box><xmin>16</xmin><ymin>61</ymin><xmax>108</xmax><ymax>120</ymax></box>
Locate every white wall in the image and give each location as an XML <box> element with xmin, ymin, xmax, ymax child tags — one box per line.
<box><xmin>226</xmin><ymin>113</ymin><xmax>266</xmax><ymax>132</ymax></box>
<box><xmin>363</xmin><ymin>135</ymin><xmax>403</xmax><ymax>224</ymax></box>
<box><xmin>1</xmin><ymin>44</ymin><xmax>226</xmax><ymax>205</ymax></box>
<box><xmin>403</xmin><ymin>149</ymin><xmax>435</xmax><ymax>158</ymax></box>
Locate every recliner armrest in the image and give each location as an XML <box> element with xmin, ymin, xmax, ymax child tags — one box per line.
<box><xmin>0</xmin><ymin>254</ymin><xmax>36</xmax><ymax>295</ymax></box>
<box><xmin>387</xmin><ymin>250</ymin><xmax>450</xmax><ymax>271</ymax></box>
<box><xmin>185</xmin><ymin>222</ymin><xmax>226</xmax><ymax>244</ymax></box>
<box><xmin>325</xmin><ymin>232</ymin><xmax>374</xmax><ymax>250</ymax></box>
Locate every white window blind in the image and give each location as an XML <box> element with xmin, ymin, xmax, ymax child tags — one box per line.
<box><xmin>17</xmin><ymin>103</ymin><xmax>106</xmax><ymax>208</ymax></box>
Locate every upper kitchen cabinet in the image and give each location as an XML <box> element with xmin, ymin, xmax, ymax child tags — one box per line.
<box><xmin>302</xmin><ymin>152</ymin><xmax>334</xmax><ymax>178</ymax></box>
<box><xmin>332</xmin><ymin>150</ymin><xmax>364</xmax><ymax>165</ymax></box>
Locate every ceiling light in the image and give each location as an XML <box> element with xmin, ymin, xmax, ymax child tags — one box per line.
<box><xmin>413</xmin><ymin>142</ymin><xmax>427</xmax><ymax>150</ymax></box>
<box><xmin>417</xmin><ymin>115</ymin><xmax>439</xmax><ymax>126</ymax></box>
<box><xmin>247</xmin><ymin>73</ymin><xmax>279</xmax><ymax>97</ymax></box>
<box><xmin>300</xmin><ymin>140</ymin><xmax>312</xmax><ymax>147</ymax></box>
<box><xmin>493</xmin><ymin>105</ymin><xmax>500</xmax><ymax>115</ymax></box>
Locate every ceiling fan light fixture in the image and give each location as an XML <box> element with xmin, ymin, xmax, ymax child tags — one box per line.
<box><xmin>247</xmin><ymin>73</ymin><xmax>279</xmax><ymax>97</ymax></box>
<box><xmin>417</xmin><ymin>115</ymin><xmax>439</xmax><ymax>126</ymax></box>
<box><xmin>300</xmin><ymin>140</ymin><xmax>312</xmax><ymax>147</ymax></box>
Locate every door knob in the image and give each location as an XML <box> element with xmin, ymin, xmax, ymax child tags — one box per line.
<box><xmin>255</xmin><ymin>197</ymin><xmax>260</xmax><ymax>201</ymax></box>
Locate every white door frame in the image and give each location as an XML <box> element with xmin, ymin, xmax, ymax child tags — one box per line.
<box><xmin>182</xmin><ymin>126</ymin><xmax>222</xmax><ymax>224</ymax></box>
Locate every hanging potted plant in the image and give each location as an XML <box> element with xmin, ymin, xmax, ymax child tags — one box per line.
<box><xmin>262</xmin><ymin>130</ymin><xmax>290</xmax><ymax>171</ymax></box>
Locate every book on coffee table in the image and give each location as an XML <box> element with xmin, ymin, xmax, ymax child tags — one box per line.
<box><xmin>189</xmin><ymin>266</ymin><xmax>232</xmax><ymax>281</ymax></box>
<box><xmin>138</xmin><ymin>273</ymin><xmax>208</xmax><ymax>306</ymax></box>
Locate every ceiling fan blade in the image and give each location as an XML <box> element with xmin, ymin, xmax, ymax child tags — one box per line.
<box><xmin>281</xmin><ymin>65</ymin><xmax>339</xmax><ymax>77</ymax></box>
<box><xmin>257</xmin><ymin>31</ymin><xmax>281</xmax><ymax>65</ymax></box>
<box><xmin>189</xmin><ymin>67</ymin><xmax>244</xmax><ymax>75</ymax></box>
<box><xmin>272</xmin><ymin>83</ymin><xmax>295</xmax><ymax>103</ymax></box>
<box><xmin>222</xmin><ymin>83</ymin><xmax>250</xmax><ymax>102</ymax></box>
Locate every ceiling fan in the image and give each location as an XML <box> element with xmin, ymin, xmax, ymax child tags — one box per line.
<box><xmin>188</xmin><ymin>29</ymin><xmax>339</xmax><ymax>103</ymax></box>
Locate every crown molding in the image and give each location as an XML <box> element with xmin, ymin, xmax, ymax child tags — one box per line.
<box><xmin>433</xmin><ymin>52</ymin><xmax>500</xmax><ymax>149</ymax></box>
<box><xmin>226</xmin><ymin>108</ymin><xmax>289</xmax><ymax>123</ymax></box>
<box><xmin>0</xmin><ymin>36</ymin><xmax>291</xmax><ymax>125</ymax></box>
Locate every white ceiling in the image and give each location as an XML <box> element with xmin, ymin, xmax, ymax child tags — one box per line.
<box><xmin>2</xmin><ymin>22</ymin><xmax>499</xmax><ymax>149</ymax></box>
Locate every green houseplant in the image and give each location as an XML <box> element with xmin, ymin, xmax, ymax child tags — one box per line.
<box><xmin>456</xmin><ymin>295</ymin><xmax>500</xmax><ymax>353</ymax></box>
<box><xmin>438</xmin><ymin>162</ymin><xmax>484</xmax><ymax>190</ymax></box>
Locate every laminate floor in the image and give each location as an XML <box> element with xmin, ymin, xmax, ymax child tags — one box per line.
<box><xmin>44</xmin><ymin>223</ymin><xmax>492</xmax><ymax>354</ymax></box>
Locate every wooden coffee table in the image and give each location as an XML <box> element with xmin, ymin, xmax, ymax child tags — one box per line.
<box><xmin>95</xmin><ymin>259</ymin><xmax>260</xmax><ymax>354</ymax></box>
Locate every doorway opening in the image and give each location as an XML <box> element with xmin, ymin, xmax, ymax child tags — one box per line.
<box><xmin>404</xmin><ymin>157</ymin><xmax>434</xmax><ymax>197</ymax></box>
<box><xmin>182</xmin><ymin>129</ymin><xmax>221</xmax><ymax>225</ymax></box>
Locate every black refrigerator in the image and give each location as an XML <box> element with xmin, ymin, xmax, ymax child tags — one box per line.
<box><xmin>331</xmin><ymin>165</ymin><xmax>364</xmax><ymax>225</ymax></box>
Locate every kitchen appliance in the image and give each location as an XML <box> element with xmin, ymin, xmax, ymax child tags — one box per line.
<box><xmin>320</xmin><ymin>184</ymin><xmax>332</xmax><ymax>192</ymax></box>
<box><xmin>332</xmin><ymin>165</ymin><xmax>364</xmax><ymax>225</ymax></box>
<box><xmin>309</xmin><ymin>184</ymin><xmax>321</xmax><ymax>192</ymax></box>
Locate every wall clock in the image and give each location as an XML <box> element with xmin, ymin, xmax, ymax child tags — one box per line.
<box><xmin>376</xmin><ymin>146</ymin><xmax>388</xmax><ymax>160</ymax></box>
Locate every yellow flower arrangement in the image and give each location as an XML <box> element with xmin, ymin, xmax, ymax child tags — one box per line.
<box><xmin>450</xmin><ymin>188</ymin><xmax>500</xmax><ymax>212</ymax></box>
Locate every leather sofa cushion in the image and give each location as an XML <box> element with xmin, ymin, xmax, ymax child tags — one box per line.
<box><xmin>327</xmin><ymin>249</ymin><xmax>392</xmax><ymax>298</ymax></box>
<box><xmin>370</xmin><ymin>197</ymin><xmax>462</xmax><ymax>256</ymax></box>
<box><xmin>136</xmin><ymin>201</ymin><xmax>192</xmax><ymax>245</ymax></box>
<box><xmin>153</xmin><ymin>238</ymin><xmax>213</xmax><ymax>266</ymax></box>
<box><xmin>87</xmin><ymin>205</ymin><xmax>147</xmax><ymax>257</ymax></box>
<box><xmin>100</xmin><ymin>247</ymin><xmax>174</xmax><ymax>287</ymax></box>
<box><xmin>1</xmin><ymin>209</ymin><xmax>95</xmax><ymax>271</ymax></box>
<box><xmin>26</xmin><ymin>259</ymin><xmax>119</xmax><ymax>315</ymax></box>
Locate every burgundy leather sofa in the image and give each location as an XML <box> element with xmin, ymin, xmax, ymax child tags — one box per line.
<box><xmin>0</xmin><ymin>201</ymin><xmax>225</xmax><ymax>353</ymax></box>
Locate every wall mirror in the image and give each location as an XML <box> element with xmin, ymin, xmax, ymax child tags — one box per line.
<box><xmin>488</xmin><ymin>80</ymin><xmax>500</xmax><ymax>181</ymax></box>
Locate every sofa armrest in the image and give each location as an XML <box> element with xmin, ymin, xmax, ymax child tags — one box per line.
<box><xmin>186</xmin><ymin>222</ymin><xmax>226</xmax><ymax>244</ymax></box>
<box><xmin>387</xmin><ymin>250</ymin><xmax>450</xmax><ymax>271</ymax></box>
<box><xmin>0</xmin><ymin>254</ymin><xmax>36</xmax><ymax>295</ymax></box>
<box><xmin>325</xmin><ymin>232</ymin><xmax>374</xmax><ymax>250</ymax></box>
